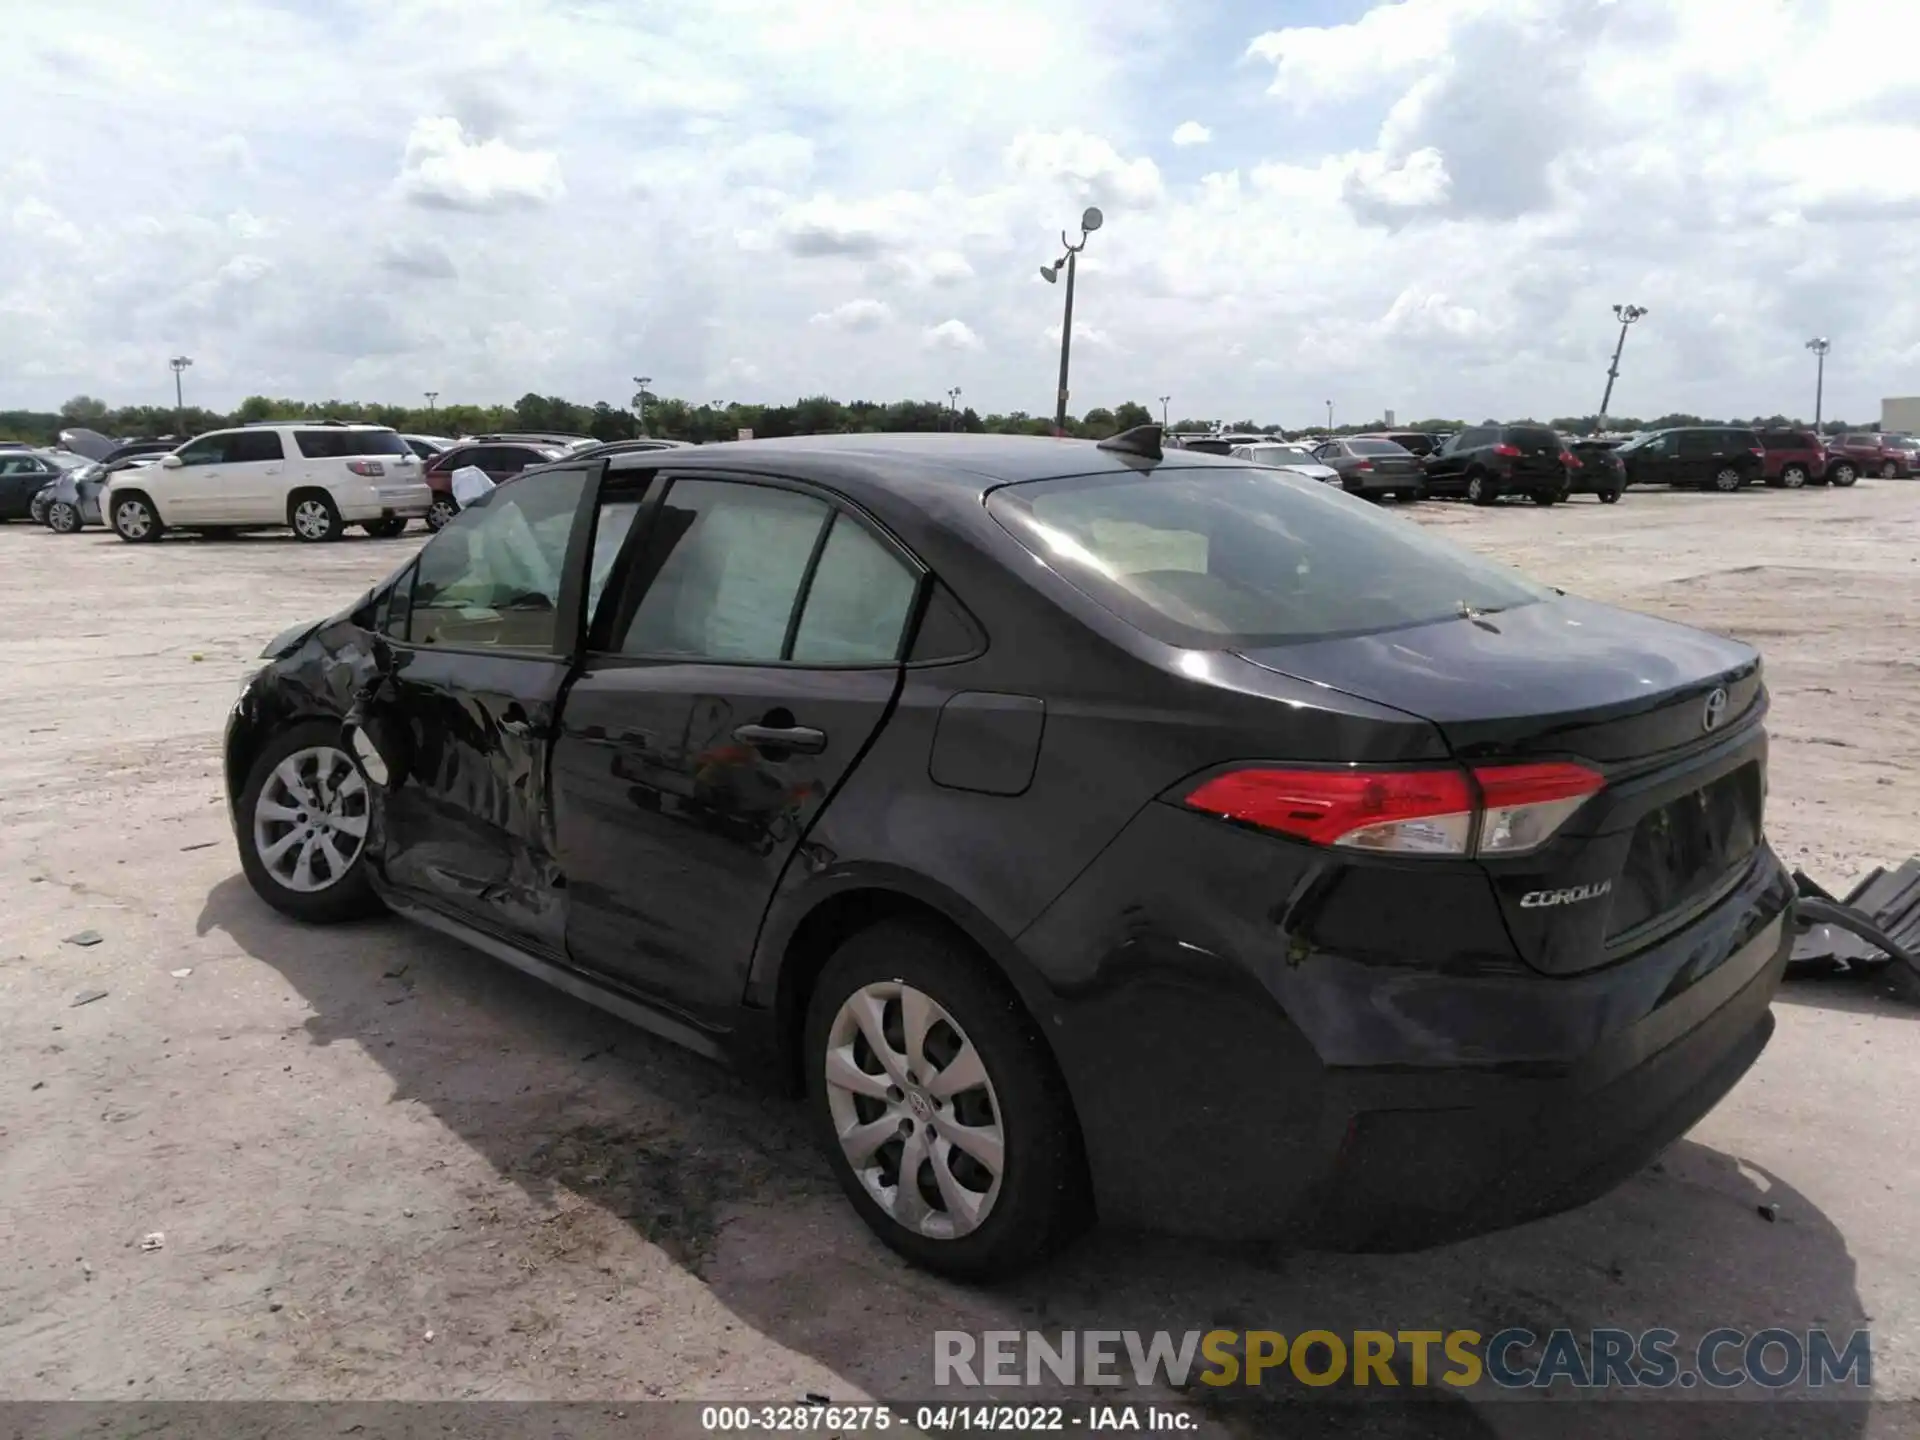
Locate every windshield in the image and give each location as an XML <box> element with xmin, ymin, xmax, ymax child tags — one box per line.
<box><xmin>1247</xmin><ymin>445</ymin><xmax>1318</xmax><ymax>465</ymax></box>
<box><xmin>988</xmin><ymin>466</ymin><xmax>1552</xmax><ymax>648</ymax></box>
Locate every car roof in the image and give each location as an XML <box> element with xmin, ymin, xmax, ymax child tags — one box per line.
<box><xmin>582</xmin><ymin>431</ymin><xmax>1259</xmax><ymax>500</ymax></box>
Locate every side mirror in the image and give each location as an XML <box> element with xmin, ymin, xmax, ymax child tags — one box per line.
<box><xmin>161</xmin><ymin>454</ymin><xmax>184</xmax><ymax>468</ymax></box>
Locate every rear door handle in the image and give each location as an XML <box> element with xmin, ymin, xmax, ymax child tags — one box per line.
<box><xmin>733</xmin><ymin>723</ymin><xmax>827</xmax><ymax>755</ymax></box>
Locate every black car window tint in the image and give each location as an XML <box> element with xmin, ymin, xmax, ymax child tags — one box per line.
<box><xmin>228</xmin><ymin>431</ymin><xmax>286</xmax><ymax>463</ymax></box>
<box><xmin>613</xmin><ymin>479</ymin><xmax>830</xmax><ymax>661</ymax></box>
<box><xmin>407</xmin><ymin>468</ymin><xmax>588</xmax><ymax>651</ymax></box>
<box><xmin>789</xmin><ymin>512</ymin><xmax>920</xmax><ymax>664</ymax></box>
<box><xmin>989</xmin><ymin>467</ymin><xmax>1551</xmax><ymax>648</ymax></box>
<box><xmin>1677</xmin><ymin>431</ymin><xmax>1714</xmax><ymax>458</ymax></box>
<box><xmin>908</xmin><ymin>580</ymin><xmax>987</xmax><ymax>662</ymax></box>
<box><xmin>586</xmin><ymin>497</ymin><xmax>645</xmax><ymax>630</ymax></box>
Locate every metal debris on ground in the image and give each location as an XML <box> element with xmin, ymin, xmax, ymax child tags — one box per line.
<box><xmin>180</xmin><ymin>841</ymin><xmax>218</xmax><ymax>852</ymax></box>
<box><xmin>139</xmin><ymin>1232</ymin><xmax>165</xmax><ymax>1251</ymax></box>
<box><xmin>1787</xmin><ymin>859</ymin><xmax>1920</xmax><ymax>1002</ymax></box>
<box><xmin>64</xmin><ymin>930</ymin><xmax>103</xmax><ymax>948</ymax></box>
<box><xmin>70</xmin><ymin>990</ymin><xmax>109</xmax><ymax>1008</ymax></box>
<box><xmin>171</xmin><ymin>968</ymin><xmax>193</xmax><ymax>978</ymax></box>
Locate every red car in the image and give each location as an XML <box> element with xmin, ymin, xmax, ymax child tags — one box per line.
<box><xmin>420</xmin><ymin>439</ymin><xmax>565</xmax><ymax>530</ymax></box>
<box><xmin>1756</xmin><ymin>429</ymin><xmax>1830</xmax><ymax>488</ymax></box>
<box><xmin>1824</xmin><ymin>433</ymin><xmax>1905</xmax><ymax>482</ymax></box>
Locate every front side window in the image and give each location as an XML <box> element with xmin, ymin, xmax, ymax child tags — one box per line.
<box><xmin>175</xmin><ymin>434</ymin><xmax>236</xmax><ymax>467</ymax></box>
<box><xmin>988</xmin><ymin>466</ymin><xmax>1552</xmax><ymax>649</ymax></box>
<box><xmin>612</xmin><ymin>479</ymin><xmax>830</xmax><ymax>661</ymax></box>
<box><xmin>1677</xmin><ymin>431</ymin><xmax>1715</xmax><ymax>458</ymax></box>
<box><xmin>406</xmin><ymin>468</ymin><xmax>587</xmax><ymax>651</ymax></box>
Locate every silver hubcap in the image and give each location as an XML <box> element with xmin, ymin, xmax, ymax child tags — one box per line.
<box><xmin>293</xmin><ymin>500</ymin><xmax>332</xmax><ymax>538</ymax></box>
<box><xmin>1468</xmin><ymin>478</ymin><xmax>1483</xmax><ymax>500</ymax></box>
<box><xmin>1716</xmin><ymin>469</ymin><xmax>1739</xmax><ymax>490</ymax></box>
<box><xmin>1784</xmin><ymin>468</ymin><xmax>1805</xmax><ymax>488</ymax></box>
<box><xmin>116</xmin><ymin>500</ymin><xmax>151</xmax><ymax>537</ymax></box>
<box><xmin>429</xmin><ymin>499</ymin><xmax>457</xmax><ymax>528</ymax></box>
<box><xmin>252</xmin><ymin>746</ymin><xmax>368</xmax><ymax>893</ymax></box>
<box><xmin>50</xmin><ymin>503</ymin><xmax>77</xmax><ymax>530</ymax></box>
<box><xmin>824</xmin><ymin>980</ymin><xmax>1004</xmax><ymax>1240</ymax></box>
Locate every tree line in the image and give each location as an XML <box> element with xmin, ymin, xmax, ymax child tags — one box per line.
<box><xmin>0</xmin><ymin>392</ymin><xmax>1870</xmax><ymax>447</ymax></box>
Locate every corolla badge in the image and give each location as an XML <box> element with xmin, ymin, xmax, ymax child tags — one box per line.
<box><xmin>1519</xmin><ymin>880</ymin><xmax>1613</xmax><ymax>909</ymax></box>
<box><xmin>1702</xmin><ymin>686</ymin><xmax>1729</xmax><ymax>732</ymax></box>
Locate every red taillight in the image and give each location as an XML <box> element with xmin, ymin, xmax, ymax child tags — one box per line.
<box><xmin>1183</xmin><ymin>761</ymin><xmax>1604</xmax><ymax>857</ymax></box>
<box><xmin>1749</xmin><ymin>447</ymin><xmax>1764</xmax><ymax>460</ymax></box>
<box><xmin>1491</xmin><ymin>443</ymin><xmax>1521</xmax><ymax>458</ymax></box>
<box><xmin>1558</xmin><ymin>450</ymin><xmax>1577</xmax><ymax>467</ymax></box>
<box><xmin>1354</xmin><ymin>460</ymin><xmax>1374</xmax><ymax>471</ymax></box>
<box><xmin>347</xmin><ymin>459</ymin><xmax>386</xmax><ymax>477</ymax></box>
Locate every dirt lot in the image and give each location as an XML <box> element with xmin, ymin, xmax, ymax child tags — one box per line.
<box><xmin>3</xmin><ymin>482</ymin><xmax>1919</xmax><ymax>1430</ymax></box>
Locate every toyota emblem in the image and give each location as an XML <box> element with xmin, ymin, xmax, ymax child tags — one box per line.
<box><xmin>1702</xmin><ymin>687</ymin><xmax>1729</xmax><ymax>732</ymax></box>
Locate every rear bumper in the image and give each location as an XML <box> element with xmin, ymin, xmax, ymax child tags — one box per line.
<box><xmin>1019</xmin><ymin>801</ymin><xmax>1795</xmax><ymax>1246</ymax></box>
<box><xmin>339</xmin><ymin>483</ymin><xmax>433</xmax><ymax>520</ymax></box>
<box><xmin>1344</xmin><ymin>471</ymin><xmax>1421</xmax><ymax>495</ymax></box>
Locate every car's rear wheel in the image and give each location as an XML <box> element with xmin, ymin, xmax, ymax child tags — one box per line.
<box><xmin>1467</xmin><ymin>473</ymin><xmax>1496</xmax><ymax>506</ymax></box>
<box><xmin>1532</xmin><ymin>488</ymin><xmax>1559</xmax><ymax>506</ymax></box>
<box><xmin>47</xmin><ymin>500</ymin><xmax>83</xmax><ymax>533</ymax></box>
<box><xmin>1780</xmin><ymin>465</ymin><xmax>1808</xmax><ymax>489</ymax></box>
<box><xmin>1711</xmin><ymin>466</ymin><xmax>1743</xmax><ymax>493</ymax></box>
<box><xmin>111</xmin><ymin>493</ymin><xmax>162</xmax><ymax>543</ymax></box>
<box><xmin>425</xmin><ymin>496</ymin><xmax>459</xmax><ymax>532</ymax></box>
<box><xmin>290</xmin><ymin>493</ymin><xmax>344</xmax><ymax>543</ymax></box>
<box><xmin>236</xmin><ymin>720</ymin><xmax>383</xmax><ymax>924</ymax></box>
<box><xmin>1599</xmin><ymin>489</ymin><xmax>1622</xmax><ymax>505</ymax></box>
<box><xmin>1830</xmin><ymin>463</ymin><xmax>1858</xmax><ymax>487</ymax></box>
<box><xmin>1881</xmin><ymin>461</ymin><xmax>1898</xmax><ymax>479</ymax></box>
<box><xmin>29</xmin><ymin>491</ymin><xmax>51</xmax><ymax>526</ymax></box>
<box><xmin>805</xmin><ymin>920</ymin><xmax>1089</xmax><ymax>1280</ymax></box>
<box><xmin>361</xmin><ymin>516</ymin><xmax>408</xmax><ymax>538</ymax></box>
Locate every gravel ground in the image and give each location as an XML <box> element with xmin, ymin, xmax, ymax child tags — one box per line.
<box><xmin>2</xmin><ymin>482</ymin><xmax>1918</xmax><ymax>1432</ymax></box>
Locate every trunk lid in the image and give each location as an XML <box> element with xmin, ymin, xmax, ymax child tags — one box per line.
<box><xmin>1238</xmin><ymin>596</ymin><xmax>1768</xmax><ymax>973</ymax></box>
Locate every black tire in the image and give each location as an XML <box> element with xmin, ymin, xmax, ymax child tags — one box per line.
<box><xmin>235</xmin><ymin>719</ymin><xmax>384</xmax><ymax>924</ymax></box>
<box><xmin>361</xmin><ymin>516</ymin><xmax>408</xmax><ymax>538</ymax></box>
<box><xmin>1599</xmin><ymin>489</ymin><xmax>1621</xmax><ymax>505</ymax></box>
<box><xmin>1780</xmin><ymin>465</ymin><xmax>1808</xmax><ymax>490</ymax></box>
<box><xmin>1467</xmin><ymin>472</ymin><xmax>1496</xmax><ymax>506</ymax></box>
<box><xmin>1533</xmin><ymin>488</ymin><xmax>1559</xmax><ymax>506</ymax></box>
<box><xmin>47</xmin><ymin>499</ymin><xmax>83</xmax><ymax>533</ymax></box>
<box><xmin>1881</xmin><ymin>461</ymin><xmax>1898</xmax><ymax>479</ymax></box>
<box><xmin>425</xmin><ymin>496</ymin><xmax>459</xmax><ymax>532</ymax></box>
<box><xmin>1711</xmin><ymin>466</ymin><xmax>1743</xmax><ymax>493</ymax></box>
<box><xmin>804</xmin><ymin>920</ymin><xmax>1090</xmax><ymax>1280</ymax></box>
<box><xmin>289</xmin><ymin>491</ymin><xmax>344</xmax><ymax>543</ymax></box>
<box><xmin>1830</xmin><ymin>463</ymin><xmax>1858</xmax><ymax>488</ymax></box>
<box><xmin>29</xmin><ymin>491</ymin><xmax>51</xmax><ymax>526</ymax></box>
<box><xmin>110</xmin><ymin>491</ymin><xmax>163</xmax><ymax>543</ymax></box>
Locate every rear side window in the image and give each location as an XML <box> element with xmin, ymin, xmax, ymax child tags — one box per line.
<box><xmin>294</xmin><ymin>429</ymin><xmax>408</xmax><ymax>459</ymax></box>
<box><xmin>227</xmin><ymin>431</ymin><xmax>286</xmax><ymax>463</ymax></box>
<box><xmin>789</xmin><ymin>514</ymin><xmax>920</xmax><ymax>664</ymax></box>
<box><xmin>1677</xmin><ymin>431</ymin><xmax>1715</xmax><ymax>457</ymax></box>
<box><xmin>988</xmin><ymin>467</ymin><xmax>1551</xmax><ymax>648</ymax></box>
<box><xmin>1503</xmin><ymin>427</ymin><xmax>1559</xmax><ymax>449</ymax></box>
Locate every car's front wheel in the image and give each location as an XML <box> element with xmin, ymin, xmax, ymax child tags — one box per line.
<box><xmin>1780</xmin><ymin>465</ymin><xmax>1808</xmax><ymax>489</ymax></box>
<box><xmin>289</xmin><ymin>493</ymin><xmax>344</xmax><ymax>542</ymax></box>
<box><xmin>425</xmin><ymin>496</ymin><xmax>459</xmax><ymax>532</ymax></box>
<box><xmin>805</xmin><ymin>920</ymin><xmax>1089</xmax><ymax>1280</ymax></box>
<box><xmin>1830</xmin><ymin>462</ymin><xmax>1858</xmax><ymax>488</ymax></box>
<box><xmin>236</xmin><ymin>720</ymin><xmax>384</xmax><ymax>924</ymax></box>
<box><xmin>1711</xmin><ymin>466</ymin><xmax>1743</xmax><ymax>493</ymax></box>
<box><xmin>1599</xmin><ymin>488</ymin><xmax>1622</xmax><ymax>504</ymax></box>
<box><xmin>1532</xmin><ymin>487</ymin><xmax>1560</xmax><ymax>506</ymax></box>
<box><xmin>47</xmin><ymin>500</ymin><xmax>83</xmax><ymax>533</ymax></box>
<box><xmin>361</xmin><ymin>516</ymin><xmax>408</xmax><ymax>538</ymax></box>
<box><xmin>1881</xmin><ymin>461</ymin><xmax>1899</xmax><ymax>479</ymax></box>
<box><xmin>111</xmin><ymin>492</ymin><xmax>162</xmax><ymax>542</ymax></box>
<box><xmin>29</xmin><ymin>491</ymin><xmax>51</xmax><ymax>526</ymax></box>
<box><xmin>1467</xmin><ymin>473</ymin><xmax>1496</xmax><ymax>506</ymax></box>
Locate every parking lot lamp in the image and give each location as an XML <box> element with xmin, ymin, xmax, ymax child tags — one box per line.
<box><xmin>1039</xmin><ymin>207</ymin><xmax>1103</xmax><ymax>433</ymax></box>
<box><xmin>1598</xmin><ymin>304</ymin><xmax>1647</xmax><ymax>428</ymax></box>
<box><xmin>424</xmin><ymin>391</ymin><xmax>438</xmax><ymax>416</ymax></box>
<box><xmin>1806</xmin><ymin>338</ymin><xmax>1830</xmax><ymax>432</ymax></box>
<box><xmin>169</xmin><ymin>355</ymin><xmax>193</xmax><ymax>433</ymax></box>
<box><xmin>633</xmin><ymin>376</ymin><xmax>652</xmax><ymax>436</ymax></box>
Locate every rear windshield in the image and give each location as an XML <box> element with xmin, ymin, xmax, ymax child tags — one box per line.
<box><xmin>294</xmin><ymin>428</ymin><xmax>410</xmax><ymax>459</ymax></box>
<box><xmin>1504</xmin><ymin>427</ymin><xmax>1561</xmax><ymax>449</ymax></box>
<box><xmin>1349</xmin><ymin>440</ymin><xmax>1410</xmax><ymax>456</ymax></box>
<box><xmin>1761</xmin><ymin>432</ymin><xmax>1813</xmax><ymax>450</ymax></box>
<box><xmin>987</xmin><ymin>466</ymin><xmax>1552</xmax><ymax>648</ymax></box>
<box><xmin>1246</xmin><ymin>445</ymin><xmax>1316</xmax><ymax>465</ymax></box>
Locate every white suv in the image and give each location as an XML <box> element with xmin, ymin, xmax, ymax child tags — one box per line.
<box><xmin>104</xmin><ymin>423</ymin><xmax>434</xmax><ymax>544</ymax></box>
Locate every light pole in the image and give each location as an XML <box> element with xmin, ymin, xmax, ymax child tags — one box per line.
<box><xmin>1039</xmin><ymin>206</ymin><xmax>1104</xmax><ymax>434</ymax></box>
<box><xmin>947</xmin><ymin>386</ymin><xmax>962</xmax><ymax>430</ymax></box>
<box><xmin>1159</xmin><ymin>395</ymin><xmax>1170</xmax><ymax>427</ymax></box>
<box><xmin>169</xmin><ymin>355</ymin><xmax>193</xmax><ymax>434</ymax></box>
<box><xmin>633</xmin><ymin>375</ymin><xmax>652</xmax><ymax>436</ymax></box>
<box><xmin>1806</xmin><ymin>338</ymin><xmax>1830</xmax><ymax>432</ymax></box>
<box><xmin>424</xmin><ymin>391</ymin><xmax>438</xmax><ymax>418</ymax></box>
<box><xmin>1325</xmin><ymin>399</ymin><xmax>1333</xmax><ymax>431</ymax></box>
<box><xmin>1598</xmin><ymin>303</ymin><xmax>1648</xmax><ymax>428</ymax></box>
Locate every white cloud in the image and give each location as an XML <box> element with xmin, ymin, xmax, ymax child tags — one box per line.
<box><xmin>395</xmin><ymin>117</ymin><xmax>564</xmax><ymax>212</ymax></box>
<box><xmin>810</xmin><ymin>298</ymin><xmax>894</xmax><ymax>331</ymax></box>
<box><xmin>1171</xmin><ymin>121</ymin><xmax>1211</xmax><ymax>147</ymax></box>
<box><xmin>1043</xmin><ymin>322</ymin><xmax>1116</xmax><ymax>350</ymax></box>
<box><xmin>1006</xmin><ymin>129</ymin><xmax>1164</xmax><ymax>207</ymax></box>
<box><xmin>924</xmin><ymin>319</ymin><xmax>984</xmax><ymax>351</ymax></box>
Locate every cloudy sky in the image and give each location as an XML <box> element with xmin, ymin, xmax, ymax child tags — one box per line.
<box><xmin>4</xmin><ymin>0</ymin><xmax>1918</xmax><ymax>426</ymax></box>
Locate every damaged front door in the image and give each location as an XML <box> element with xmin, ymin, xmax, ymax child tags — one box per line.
<box><xmin>375</xmin><ymin>467</ymin><xmax>591</xmax><ymax>954</ymax></box>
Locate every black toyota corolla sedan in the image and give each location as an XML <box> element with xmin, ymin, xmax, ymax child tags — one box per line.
<box><xmin>225</xmin><ymin>428</ymin><xmax>1794</xmax><ymax>1279</ymax></box>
